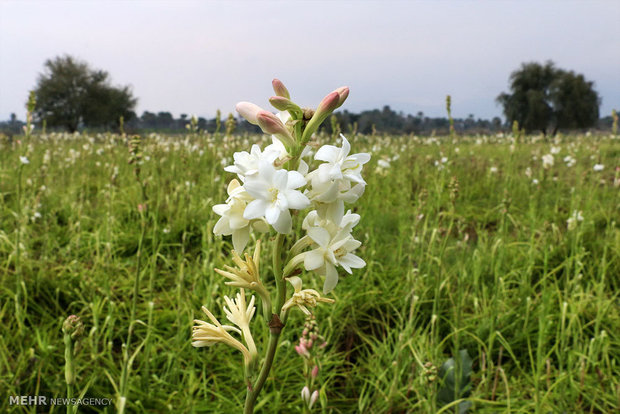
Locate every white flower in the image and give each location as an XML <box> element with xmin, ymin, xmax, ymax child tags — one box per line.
<box><xmin>301</xmin><ymin>386</ymin><xmax>318</xmax><ymax>409</ymax></box>
<box><xmin>313</xmin><ymin>134</ymin><xmax>370</xmax><ymax>185</ymax></box>
<box><xmin>550</xmin><ymin>146</ymin><xmax>561</xmax><ymax>154</ymax></box>
<box><xmin>304</xmin><ymin>225</ymin><xmax>365</xmax><ymax>294</ymax></box>
<box><xmin>563</xmin><ymin>156</ymin><xmax>576</xmax><ymax>167</ymax></box>
<box><xmin>243</xmin><ymin>160</ymin><xmax>310</xmax><ymax>234</ymax></box>
<box><xmin>377</xmin><ymin>159</ymin><xmax>390</xmax><ymax>169</ymax></box>
<box><xmin>19</xmin><ymin>156</ymin><xmax>29</xmax><ymax>165</ymax></box>
<box><xmin>566</xmin><ymin>210</ymin><xmax>584</xmax><ymax>231</ymax></box>
<box><xmin>224</xmin><ymin>144</ymin><xmax>279</xmax><ymax>180</ymax></box>
<box><xmin>222</xmin><ymin>289</ymin><xmax>257</xmax><ymax>358</ymax></box>
<box><xmin>489</xmin><ymin>166</ymin><xmax>498</xmax><ymax>174</ymax></box>
<box><xmin>593</xmin><ymin>164</ymin><xmax>604</xmax><ymax>172</ymax></box>
<box><xmin>213</xmin><ymin>179</ymin><xmax>267</xmax><ymax>252</ymax></box>
<box><xmin>192</xmin><ymin>305</ymin><xmax>253</xmax><ymax>365</ymax></box>
<box><xmin>542</xmin><ymin>154</ymin><xmax>554</xmax><ymax>169</ymax></box>
<box><xmin>281</xmin><ymin>276</ymin><xmax>335</xmax><ymax>315</ymax></box>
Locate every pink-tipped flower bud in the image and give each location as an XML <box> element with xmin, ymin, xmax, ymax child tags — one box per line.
<box><xmin>311</xmin><ymin>365</ymin><xmax>319</xmax><ymax>379</ymax></box>
<box><xmin>310</xmin><ymin>390</ymin><xmax>319</xmax><ymax>409</ymax></box>
<box><xmin>334</xmin><ymin>86</ymin><xmax>349</xmax><ymax>108</ymax></box>
<box><xmin>295</xmin><ymin>343</ymin><xmax>310</xmax><ymax>358</ymax></box>
<box><xmin>272</xmin><ymin>78</ymin><xmax>290</xmax><ymax>99</ymax></box>
<box><xmin>315</xmin><ymin>91</ymin><xmax>340</xmax><ymax>116</ymax></box>
<box><xmin>256</xmin><ymin>110</ymin><xmax>296</xmax><ymax>147</ymax></box>
<box><xmin>301</xmin><ymin>90</ymin><xmax>342</xmax><ymax>142</ymax></box>
<box><xmin>256</xmin><ymin>110</ymin><xmax>286</xmax><ymax>135</ymax></box>
<box><xmin>235</xmin><ymin>102</ymin><xmax>264</xmax><ymax>125</ymax></box>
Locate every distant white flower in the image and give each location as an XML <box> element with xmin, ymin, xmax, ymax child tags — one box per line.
<box><xmin>566</xmin><ymin>210</ymin><xmax>584</xmax><ymax>230</ymax></box>
<box><xmin>532</xmin><ymin>178</ymin><xmax>539</xmax><ymax>185</ymax></box>
<box><xmin>243</xmin><ymin>160</ymin><xmax>310</xmax><ymax>234</ymax></box>
<box><xmin>542</xmin><ymin>154</ymin><xmax>554</xmax><ymax>169</ymax></box>
<box><xmin>377</xmin><ymin>159</ymin><xmax>390</xmax><ymax>169</ymax></box>
<box><xmin>19</xmin><ymin>156</ymin><xmax>29</xmax><ymax>165</ymax></box>
<box><xmin>550</xmin><ymin>146</ymin><xmax>561</xmax><ymax>154</ymax></box>
<box><xmin>489</xmin><ymin>166</ymin><xmax>498</xmax><ymax>174</ymax></box>
<box><xmin>593</xmin><ymin>164</ymin><xmax>604</xmax><ymax>172</ymax></box>
<box><xmin>525</xmin><ymin>167</ymin><xmax>532</xmax><ymax>178</ymax></box>
<box><xmin>563</xmin><ymin>156</ymin><xmax>576</xmax><ymax>167</ymax></box>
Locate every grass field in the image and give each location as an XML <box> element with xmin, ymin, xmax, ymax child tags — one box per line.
<box><xmin>1</xmin><ymin>130</ymin><xmax>618</xmax><ymax>413</ymax></box>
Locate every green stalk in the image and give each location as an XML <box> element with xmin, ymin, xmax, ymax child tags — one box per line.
<box><xmin>15</xmin><ymin>164</ymin><xmax>24</xmax><ymax>334</ymax></box>
<box><xmin>119</xmin><ymin>205</ymin><xmax>146</xmax><ymax>413</ymax></box>
<box><xmin>64</xmin><ymin>333</ymin><xmax>75</xmax><ymax>414</ymax></box>
<box><xmin>243</xmin><ymin>233</ymin><xmax>286</xmax><ymax>413</ymax></box>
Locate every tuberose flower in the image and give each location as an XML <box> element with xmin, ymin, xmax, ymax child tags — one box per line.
<box><xmin>303</xmin><ymin>225</ymin><xmax>366</xmax><ymax>294</ymax></box>
<box><xmin>213</xmin><ymin>179</ymin><xmax>264</xmax><ymax>253</ymax></box>
<box><xmin>192</xmin><ymin>305</ymin><xmax>253</xmax><ymax>365</ymax></box>
<box><xmin>281</xmin><ymin>276</ymin><xmax>335</xmax><ymax>315</ymax></box>
<box><xmin>243</xmin><ymin>160</ymin><xmax>310</xmax><ymax>234</ymax></box>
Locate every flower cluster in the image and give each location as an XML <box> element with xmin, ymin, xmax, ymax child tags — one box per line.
<box><xmin>213</xmin><ymin>79</ymin><xmax>369</xmax><ymax>294</ymax></box>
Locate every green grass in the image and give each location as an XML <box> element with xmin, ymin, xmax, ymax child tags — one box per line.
<box><xmin>1</xmin><ymin>131</ymin><xmax>618</xmax><ymax>413</ymax></box>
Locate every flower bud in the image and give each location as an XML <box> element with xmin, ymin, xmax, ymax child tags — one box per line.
<box><xmin>310</xmin><ymin>390</ymin><xmax>319</xmax><ymax>408</ymax></box>
<box><xmin>272</xmin><ymin>78</ymin><xmax>290</xmax><ymax>99</ymax></box>
<box><xmin>334</xmin><ymin>86</ymin><xmax>349</xmax><ymax>107</ymax></box>
<box><xmin>315</xmin><ymin>91</ymin><xmax>340</xmax><ymax>117</ymax></box>
<box><xmin>235</xmin><ymin>102</ymin><xmax>264</xmax><ymax>125</ymax></box>
<box><xmin>311</xmin><ymin>365</ymin><xmax>319</xmax><ymax>379</ymax></box>
<box><xmin>256</xmin><ymin>110</ymin><xmax>286</xmax><ymax>134</ymax></box>
<box><xmin>295</xmin><ymin>343</ymin><xmax>310</xmax><ymax>358</ymax></box>
<box><xmin>301</xmin><ymin>88</ymin><xmax>348</xmax><ymax>143</ymax></box>
<box><xmin>256</xmin><ymin>111</ymin><xmax>296</xmax><ymax>147</ymax></box>
<box><xmin>269</xmin><ymin>96</ymin><xmax>302</xmax><ymax>118</ymax></box>
<box><xmin>62</xmin><ymin>315</ymin><xmax>84</xmax><ymax>340</ymax></box>
<box><xmin>301</xmin><ymin>386</ymin><xmax>311</xmax><ymax>404</ymax></box>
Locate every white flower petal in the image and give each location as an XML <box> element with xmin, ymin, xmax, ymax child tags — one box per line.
<box><xmin>286</xmin><ymin>276</ymin><xmax>303</xmax><ymax>293</ymax></box>
<box><xmin>243</xmin><ymin>199</ymin><xmax>268</xmax><ymax>220</ymax></box>
<box><xmin>273</xmin><ymin>169</ymin><xmax>288</xmax><ymax>190</ymax></box>
<box><xmin>323</xmin><ymin>262</ymin><xmax>339</xmax><ymax>294</ymax></box>
<box><xmin>213</xmin><ymin>217</ymin><xmax>232</xmax><ymax>235</ymax></box>
<box><xmin>232</xmin><ymin>228</ymin><xmax>250</xmax><ymax>253</ymax></box>
<box><xmin>304</xmin><ymin>249</ymin><xmax>325</xmax><ymax>270</ymax></box>
<box><xmin>339</xmin><ymin>253</ymin><xmax>365</xmax><ymax>270</ymax></box>
<box><xmin>272</xmin><ymin>209</ymin><xmax>292</xmax><ymax>234</ymax></box>
<box><xmin>285</xmin><ymin>190</ymin><xmax>310</xmax><ymax>210</ymax></box>
<box><xmin>287</xmin><ymin>170</ymin><xmax>306</xmax><ymax>189</ymax></box>
<box><xmin>315</xmin><ymin>145</ymin><xmax>340</xmax><ymax>163</ymax></box>
<box><xmin>307</xmin><ymin>227</ymin><xmax>331</xmax><ymax>248</ymax></box>
<box><xmin>265</xmin><ymin>203</ymin><xmax>281</xmax><ymax>224</ymax></box>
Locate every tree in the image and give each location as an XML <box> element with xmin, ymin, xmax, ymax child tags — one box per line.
<box><xmin>34</xmin><ymin>55</ymin><xmax>137</xmax><ymax>132</ymax></box>
<box><xmin>496</xmin><ymin>61</ymin><xmax>600</xmax><ymax>135</ymax></box>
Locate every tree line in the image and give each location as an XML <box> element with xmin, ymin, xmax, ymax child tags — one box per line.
<box><xmin>0</xmin><ymin>55</ymin><xmax>616</xmax><ymax>137</ymax></box>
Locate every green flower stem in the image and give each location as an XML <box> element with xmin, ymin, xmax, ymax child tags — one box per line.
<box><xmin>119</xmin><ymin>208</ymin><xmax>146</xmax><ymax>413</ymax></box>
<box><xmin>63</xmin><ymin>333</ymin><xmax>75</xmax><ymax>414</ymax></box>
<box><xmin>15</xmin><ymin>164</ymin><xmax>24</xmax><ymax>334</ymax></box>
<box><xmin>243</xmin><ymin>233</ymin><xmax>286</xmax><ymax>413</ymax></box>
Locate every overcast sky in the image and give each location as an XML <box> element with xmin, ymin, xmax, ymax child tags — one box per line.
<box><xmin>1</xmin><ymin>0</ymin><xmax>619</xmax><ymax>121</ymax></box>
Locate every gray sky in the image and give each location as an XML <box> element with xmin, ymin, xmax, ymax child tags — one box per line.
<box><xmin>1</xmin><ymin>0</ymin><xmax>619</xmax><ymax>121</ymax></box>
